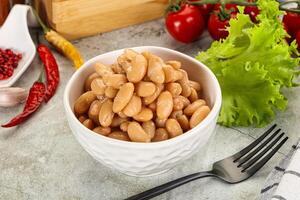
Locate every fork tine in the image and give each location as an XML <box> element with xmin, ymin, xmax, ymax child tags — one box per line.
<box><xmin>233</xmin><ymin>124</ymin><xmax>277</xmax><ymax>161</ymax></box>
<box><xmin>241</xmin><ymin>133</ymin><xmax>284</xmax><ymax>171</ymax></box>
<box><xmin>236</xmin><ymin>129</ymin><xmax>281</xmax><ymax>166</ymax></box>
<box><xmin>246</xmin><ymin>137</ymin><xmax>288</xmax><ymax>174</ymax></box>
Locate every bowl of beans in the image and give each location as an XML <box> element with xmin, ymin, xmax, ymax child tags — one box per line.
<box><xmin>64</xmin><ymin>46</ymin><xmax>221</xmax><ymax>176</ymax></box>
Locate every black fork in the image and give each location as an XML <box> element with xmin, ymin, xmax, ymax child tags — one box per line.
<box><xmin>126</xmin><ymin>124</ymin><xmax>288</xmax><ymax>200</ymax></box>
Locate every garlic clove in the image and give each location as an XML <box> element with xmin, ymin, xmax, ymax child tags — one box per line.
<box><xmin>0</xmin><ymin>87</ymin><xmax>27</xmax><ymax>107</ymax></box>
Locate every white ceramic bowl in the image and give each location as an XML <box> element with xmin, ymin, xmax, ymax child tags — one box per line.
<box><xmin>0</xmin><ymin>5</ymin><xmax>37</xmax><ymax>88</ymax></box>
<box><xmin>63</xmin><ymin>46</ymin><xmax>222</xmax><ymax>176</ymax></box>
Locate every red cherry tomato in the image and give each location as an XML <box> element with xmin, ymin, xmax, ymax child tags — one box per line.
<box><xmin>213</xmin><ymin>3</ymin><xmax>238</xmax><ymax>13</ymax></box>
<box><xmin>198</xmin><ymin>4</ymin><xmax>214</xmax><ymax>22</ymax></box>
<box><xmin>208</xmin><ymin>12</ymin><xmax>236</xmax><ymax>40</ymax></box>
<box><xmin>296</xmin><ymin>31</ymin><xmax>300</xmax><ymax>51</ymax></box>
<box><xmin>189</xmin><ymin>0</ymin><xmax>214</xmax><ymax>22</ymax></box>
<box><xmin>165</xmin><ymin>4</ymin><xmax>205</xmax><ymax>43</ymax></box>
<box><xmin>283</xmin><ymin>12</ymin><xmax>300</xmax><ymax>39</ymax></box>
<box><xmin>244</xmin><ymin>6</ymin><xmax>259</xmax><ymax>23</ymax></box>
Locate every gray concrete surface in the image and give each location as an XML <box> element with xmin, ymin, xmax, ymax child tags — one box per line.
<box><xmin>0</xmin><ymin>19</ymin><xmax>298</xmax><ymax>200</ymax></box>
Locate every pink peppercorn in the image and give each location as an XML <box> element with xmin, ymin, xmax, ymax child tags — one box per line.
<box><xmin>0</xmin><ymin>48</ymin><xmax>22</xmax><ymax>80</ymax></box>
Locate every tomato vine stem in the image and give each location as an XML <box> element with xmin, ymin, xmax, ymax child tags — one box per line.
<box><xmin>186</xmin><ymin>0</ymin><xmax>300</xmax><ymax>14</ymax></box>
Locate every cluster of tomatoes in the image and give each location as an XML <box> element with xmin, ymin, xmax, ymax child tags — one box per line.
<box><xmin>165</xmin><ymin>0</ymin><xmax>300</xmax><ymax>48</ymax></box>
<box><xmin>165</xmin><ymin>1</ymin><xmax>259</xmax><ymax>43</ymax></box>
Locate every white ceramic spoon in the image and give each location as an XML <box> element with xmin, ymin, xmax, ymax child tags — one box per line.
<box><xmin>0</xmin><ymin>5</ymin><xmax>37</xmax><ymax>88</ymax></box>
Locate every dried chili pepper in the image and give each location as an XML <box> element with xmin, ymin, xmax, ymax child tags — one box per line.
<box><xmin>44</xmin><ymin>30</ymin><xmax>84</xmax><ymax>69</ymax></box>
<box><xmin>2</xmin><ymin>80</ymin><xmax>45</xmax><ymax>128</ymax></box>
<box><xmin>37</xmin><ymin>44</ymin><xmax>59</xmax><ymax>102</ymax></box>
<box><xmin>33</xmin><ymin>10</ymin><xmax>84</xmax><ymax>69</ymax></box>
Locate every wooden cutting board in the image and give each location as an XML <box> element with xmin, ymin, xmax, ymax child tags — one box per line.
<box><xmin>34</xmin><ymin>0</ymin><xmax>168</xmax><ymax>40</ymax></box>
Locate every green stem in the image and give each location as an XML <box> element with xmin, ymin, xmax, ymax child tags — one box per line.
<box><xmin>165</xmin><ymin>0</ymin><xmax>183</xmax><ymax>14</ymax></box>
<box><xmin>227</xmin><ymin>0</ymin><xmax>256</xmax><ymax>6</ymax></box>
<box><xmin>32</xmin><ymin>9</ymin><xmax>50</xmax><ymax>33</ymax></box>
<box><xmin>37</xmin><ymin>70</ymin><xmax>44</xmax><ymax>83</ymax></box>
<box><xmin>280</xmin><ymin>7</ymin><xmax>300</xmax><ymax>13</ymax></box>
<box><xmin>187</xmin><ymin>0</ymin><xmax>255</xmax><ymax>6</ymax></box>
<box><xmin>218</xmin><ymin>3</ymin><xmax>231</xmax><ymax>21</ymax></box>
<box><xmin>187</xmin><ymin>0</ymin><xmax>219</xmax><ymax>4</ymax></box>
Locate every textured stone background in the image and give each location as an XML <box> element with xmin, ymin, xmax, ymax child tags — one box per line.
<box><xmin>1</xmin><ymin>19</ymin><xmax>299</xmax><ymax>200</ymax></box>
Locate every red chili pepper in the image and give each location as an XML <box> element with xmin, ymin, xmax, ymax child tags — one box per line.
<box><xmin>2</xmin><ymin>81</ymin><xmax>45</xmax><ymax>128</ymax></box>
<box><xmin>37</xmin><ymin>44</ymin><xmax>59</xmax><ymax>102</ymax></box>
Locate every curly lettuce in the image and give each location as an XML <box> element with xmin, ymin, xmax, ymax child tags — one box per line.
<box><xmin>196</xmin><ymin>0</ymin><xmax>300</xmax><ymax>127</ymax></box>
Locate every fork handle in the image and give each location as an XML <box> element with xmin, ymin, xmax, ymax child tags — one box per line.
<box><xmin>125</xmin><ymin>171</ymin><xmax>215</xmax><ymax>200</ymax></box>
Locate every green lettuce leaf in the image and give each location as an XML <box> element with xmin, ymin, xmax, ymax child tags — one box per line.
<box><xmin>196</xmin><ymin>0</ymin><xmax>300</xmax><ymax>127</ymax></box>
